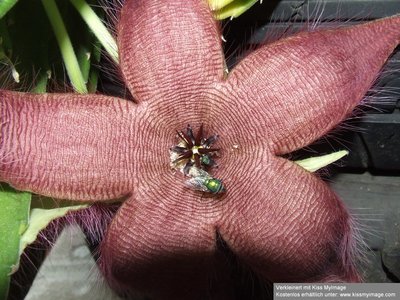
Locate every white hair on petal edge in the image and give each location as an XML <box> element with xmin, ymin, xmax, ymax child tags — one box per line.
<box><xmin>36</xmin><ymin>203</ymin><xmax>119</xmax><ymax>249</ymax></box>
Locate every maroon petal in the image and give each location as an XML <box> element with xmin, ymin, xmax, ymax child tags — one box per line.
<box><xmin>0</xmin><ymin>90</ymin><xmax>140</xmax><ymax>201</ymax></box>
<box><xmin>118</xmin><ymin>0</ymin><xmax>225</xmax><ymax>103</ymax></box>
<box><xmin>217</xmin><ymin>154</ymin><xmax>361</xmax><ymax>282</ymax></box>
<box><xmin>100</xmin><ymin>173</ymin><xmax>231</xmax><ymax>299</ymax></box>
<box><xmin>224</xmin><ymin>16</ymin><xmax>400</xmax><ymax>155</ymax></box>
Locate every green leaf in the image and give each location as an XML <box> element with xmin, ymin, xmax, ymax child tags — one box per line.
<box><xmin>87</xmin><ymin>38</ymin><xmax>101</xmax><ymax>93</ymax></box>
<box><xmin>0</xmin><ymin>184</ymin><xmax>88</xmax><ymax>300</ymax></box>
<box><xmin>41</xmin><ymin>0</ymin><xmax>88</xmax><ymax>93</ymax></box>
<box><xmin>0</xmin><ymin>0</ymin><xmax>18</xmax><ymax>19</ymax></box>
<box><xmin>209</xmin><ymin>0</ymin><xmax>236</xmax><ymax>11</ymax></box>
<box><xmin>76</xmin><ymin>43</ymin><xmax>92</xmax><ymax>84</ymax></box>
<box><xmin>0</xmin><ymin>185</ymin><xmax>31</xmax><ymax>300</ymax></box>
<box><xmin>70</xmin><ymin>0</ymin><xmax>119</xmax><ymax>64</ymax></box>
<box><xmin>31</xmin><ymin>69</ymin><xmax>51</xmax><ymax>93</ymax></box>
<box><xmin>213</xmin><ymin>0</ymin><xmax>259</xmax><ymax>20</ymax></box>
<box><xmin>74</xmin><ymin>8</ymin><xmax>102</xmax><ymax>91</ymax></box>
<box><xmin>19</xmin><ymin>204</ymin><xmax>89</xmax><ymax>256</ymax></box>
<box><xmin>294</xmin><ymin>150</ymin><xmax>349</xmax><ymax>173</ymax></box>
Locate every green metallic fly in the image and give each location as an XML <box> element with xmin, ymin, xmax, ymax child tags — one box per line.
<box><xmin>185</xmin><ymin>167</ymin><xmax>225</xmax><ymax>194</ymax></box>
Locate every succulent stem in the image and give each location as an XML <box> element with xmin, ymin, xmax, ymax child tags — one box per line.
<box><xmin>69</xmin><ymin>0</ymin><xmax>119</xmax><ymax>64</ymax></box>
<box><xmin>42</xmin><ymin>0</ymin><xmax>88</xmax><ymax>93</ymax></box>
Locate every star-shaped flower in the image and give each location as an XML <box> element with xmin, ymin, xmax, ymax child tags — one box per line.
<box><xmin>1</xmin><ymin>0</ymin><xmax>399</xmax><ymax>299</ymax></box>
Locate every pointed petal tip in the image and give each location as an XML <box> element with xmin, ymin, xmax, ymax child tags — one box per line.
<box><xmin>226</xmin><ymin>13</ymin><xmax>400</xmax><ymax>154</ymax></box>
<box><xmin>345</xmin><ymin>14</ymin><xmax>400</xmax><ymax>53</ymax></box>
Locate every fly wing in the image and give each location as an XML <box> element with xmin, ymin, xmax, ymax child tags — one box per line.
<box><xmin>188</xmin><ymin>166</ymin><xmax>210</xmax><ymax>178</ymax></box>
<box><xmin>185</xmin><ymin>177</ymin><xmax>208</xmax><ymax>192</ymax></box>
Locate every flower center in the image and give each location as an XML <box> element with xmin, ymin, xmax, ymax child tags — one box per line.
<box><xmin>170</xmin><ymin>124</ymin><xmax>225</xmax><ymax>194</ymax></box>
<box><xmin>192</xmin><ymin>146</ymin><xmax>200</xmax><ymax>155</ymax></box>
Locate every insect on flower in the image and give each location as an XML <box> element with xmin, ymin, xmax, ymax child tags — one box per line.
<box><xmin>170</xmin><ymin>124</ymin><xmax>224</xmax><ymax>194</ymax></box>
<box><xmin>185</xmin><ymin>167</ymin><xmax>225</xmax><ymax>194</ymax></box>
<box><xmin>170</xmin><ymin>124</ymin><xmax>219</xmax><ymax>174</ymax></box>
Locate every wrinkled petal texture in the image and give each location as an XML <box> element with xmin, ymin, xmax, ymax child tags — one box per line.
<box><xmin>225</xmin><ymin>16</ymin><xmax>400</xmax><ymax>154</ymax></box>
<box><xmin>219</xmin><ymin>154</ymin><xmax>360</xmax><ymax>283</ymax></box>
<box><xmin>118</xmin><ymin>0</ymin><xmax>225</xmax><ymax>103</ymax></box>
<box><xmin>101</xmin><ymin>180</ymin><xmax>231</xmax><ymax>299</ymax></box>
<box><xmin>0</xmin><ymin>91</ymin><xmax>142</xmax><ymax>201</ymax></box>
